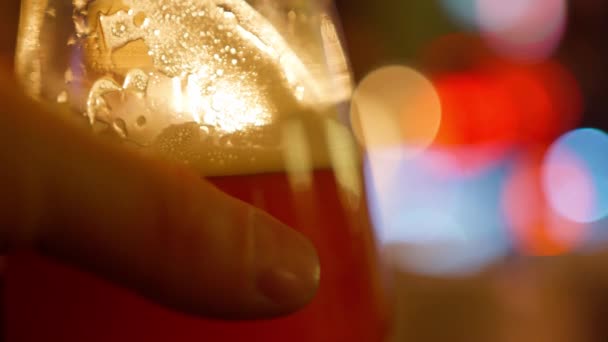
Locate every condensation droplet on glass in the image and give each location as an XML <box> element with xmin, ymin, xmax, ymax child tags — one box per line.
<box><xmin>133</xmin><ymin>11</ymin><xmax>147</xmax><ymax>27</ymax></box>
<box><xmin>199</xmin><ymin>125</ymin><xmax>211</xmax><ymax>137</ymax></box>
<box><xmin>67</xmin><ymin>36</ymin><xmax>77</xmax><ymax>46</ymax></box>
<box><xmin>136</xmin><ymin>116</ymin><xmax>147</xmax><ymax>127</ymax></box>
<box><xmin>111</xmin><ymin>22</ymin><xmax>128</xmax><ymax>38</ymax></box>
<box><xmin>57</xmin><ymin>91</ymin><xmax>68</xmax><ymax>104</ymax></box>
<box><xmin>124</xmin><ymin>69</ymin><xmax>149</xmax><ymax>93</ymax></box>
<box><xmin>154</xmin><ymin>29</ymin><xmax>160</xmax><ymax>36</ymax></box>
<box><xmin>231</xmin><ymin>59</ymin><xmax>238</xmax><ymax>66</ymax></box>
<box><xmin>87</xmin><ymin>77</ymin><xmax>122</xmax><ymax>124</ymax></box>
<box><xmin>112</xmin><ymin>118</ymin><xmax>128</xmax><ymax>138</ymax></box>
<box><xmin>74</xmin><ymin>17</ymin><xmax>89</xmax><ymax>36</ymax></box>
<box><xmin>216</xmin><ymin>69</ymin><xmax>224</xmax><ymax>76</ymax></box>
<box><xmin>73</xmin><ymin>0</ymin><xmax>87</xmax><ymax>10</ymax></box>
<box><xmin>64</xmin><ymin>69</ymin><xmax>74</xmax><ymax>83</ymax></box>
<box><xmin>224</xmin><ymin>11</ymin><xmax>236</xmax><ymax>20</ymax></box>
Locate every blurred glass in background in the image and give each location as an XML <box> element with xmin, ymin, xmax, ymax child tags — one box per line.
<box><xmin>334</xmin><ymin>0</ymin><xmax>608</xmax><ymax>274</ymax></box>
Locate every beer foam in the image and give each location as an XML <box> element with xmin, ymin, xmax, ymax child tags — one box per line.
<box><xmin>70</xmin><ymin>0</ymin><xmax>356</xmax><ymax>175</ymax></box>
<box><xmin>145</xmin><ymin>106</ymin><xmax>360</xmax><ymax>176</ymax></box>
<box><xmin>17</xmin><ymin>0</ymin><xmax>357</xmax><ymax>176</ymax></box>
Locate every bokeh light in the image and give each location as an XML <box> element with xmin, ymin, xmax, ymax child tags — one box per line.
<box><xmin>477</xmin><ymin>0</ymin><xmax>567</xmax><ymax>61</ymax></box>
<box><xmin>433</xmin><ymin>71</ymin><xmax>518</xmax><ymax>146</ymax></box>
<box><xmin>365</xmin><ymin>147</ymin><xmax>509</xmax><ymax>276</ymax></box>
<box><xmin>433</xmin><ymin>60</ymin><xmax>582</xmax><ymax>149</ymax></box>
<box><xmin>439</xmin><ymin>0</ymin><xmax>477</xmax><ymax>28</ymax></box>
<box><xmin>351</xmin><ymin>65</ymin><xmax>442</xmax><ymax>158</ymax></box>
<box><xmin>437</xmin><ymin>0</ymin><xmax>567</xmax><ymax>62</ymax></box>
<box><xmin>502</xmin><ymin>152</ymin><xmax>586</xmax><ymax>256</ymax></box>
<box><xmin>543</xmin><ymin>128</ymin><xmax>608</xmax><ymax>223</ymax></box>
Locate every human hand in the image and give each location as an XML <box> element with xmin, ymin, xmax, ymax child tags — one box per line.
<box><xmin>0</xmin><ymin>1</ymin><xmax>319</xmax><ymax>321</ymax></box>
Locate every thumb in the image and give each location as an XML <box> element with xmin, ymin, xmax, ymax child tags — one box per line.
<box><xmin>0</xmin><ymin>69</ymin><xmax>320</xmax><ymax>319</ymax></box>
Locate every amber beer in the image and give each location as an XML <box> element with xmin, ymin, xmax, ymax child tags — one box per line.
<box><xmin>6</xmin><ymin>146</ymin><xmax>388</xmax><ymax>342</ymax></box>
<box><xmin>8</xmin><ymin>167</ymin><xmax>388</xmax><ymax>341</ymax></box>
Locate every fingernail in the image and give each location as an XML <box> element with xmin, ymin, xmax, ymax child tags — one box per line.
<box><xmin>252</xmin><ymin>211</ymin><xmax>320</xmax><ymax>312</ymax></box>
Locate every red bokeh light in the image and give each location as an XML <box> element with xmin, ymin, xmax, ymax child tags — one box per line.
<box><xmin>433</xmin><ymin>72</ymin><xmax>518</xmax><ymax>146</ymax></box>
<box><xmin>433</xmin><ymin>60</ymin><xmax>582</xmax><ymax>149</ymax></box>
<box><xmin>502</xmin><ymin>150</ymin><xmax>587</xmax><ymax>256</ymax></box>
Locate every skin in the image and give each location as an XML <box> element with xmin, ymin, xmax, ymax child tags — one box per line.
<box><xmin>0</xmin><ymin>0</ymin><xmax>319</xmax><ymax>321</ymax></box>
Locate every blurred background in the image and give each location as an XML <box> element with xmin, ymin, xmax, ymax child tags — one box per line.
<box><xmin>333</xmin><ymin>0</ymin><xmax>608</xmax><ymax>341</ymax></box>
<box><xmin>334</xmin><ymin>0</ymin><xmax>608</xmax><ymax>275</ymax></box>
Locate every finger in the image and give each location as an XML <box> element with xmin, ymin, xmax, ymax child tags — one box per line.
<box><xmin>0</xmin><ymin>71</ymin><xmax>320</xmax><ymax>319</ymax></box>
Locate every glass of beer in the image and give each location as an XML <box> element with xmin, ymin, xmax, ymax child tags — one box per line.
<box><xmin>7</xmin><ymin>0</ymin><xmax>388</xmax><ymax>341</ymax></box>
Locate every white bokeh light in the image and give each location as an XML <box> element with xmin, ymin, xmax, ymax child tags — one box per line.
<box><xmin>351</xmin><ymin>65</ymin><xmax>442</xmax><ymax>158</ymax></box>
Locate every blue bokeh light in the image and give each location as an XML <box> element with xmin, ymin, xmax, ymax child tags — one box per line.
<box><xmin>365</xmin><ymin>147</ymin><xmax>511</xmax><ymax>276</ymax></box>
<box><xmin>543</xmin><ymin>128</ymin><xmax>608</xmax><ymax>224</ymax></box>
<box><xmin>439</xmin><ymin>0</ymin><xmax>477</xmax><ymax>28</ymax></box>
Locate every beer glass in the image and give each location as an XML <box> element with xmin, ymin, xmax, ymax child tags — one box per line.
<box><xmin>7</xmin><ymin>0</ymin><xmax>388</xmax><ymax>341</ymax></box>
